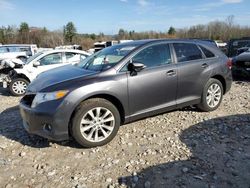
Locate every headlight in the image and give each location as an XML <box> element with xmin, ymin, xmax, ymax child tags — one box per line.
<box><xmin>31</xmin><ymin>90</ymin><xmax>69</xmax><ymax>108</ymax></box>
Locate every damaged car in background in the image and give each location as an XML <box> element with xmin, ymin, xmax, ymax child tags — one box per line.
<box><xmin>232</xmin><ymin>49</ymin><xmax>250</xmax><ymax>80</ymax></box>
<box><xmin>0</xmin><ymin>49</ymin><xmax>90</xmax><ymax>96</ymax></box>
<box><xmin>0</xmin><ymin>58</ymin><xmax>24</xmax><ymax>89</ymax></box>
<box><xmin>0</xmin><ymin>44</ymin><xmax>38</xmax><ymax>62</ymax></box>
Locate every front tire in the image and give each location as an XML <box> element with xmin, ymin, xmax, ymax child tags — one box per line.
<box><xmin>71</xmin><ymin>98</ymin><xmax>121</xmax><ymax>148</ymax></box>
<box><xmin>9</xmin><ymin>78</ymin><xmax>29</xmax><ymax>96</ymax></box>
<box><xmin>197</xmin><ymin>78</ymin><xmax>223</xmax><ymax>112</ymax></box>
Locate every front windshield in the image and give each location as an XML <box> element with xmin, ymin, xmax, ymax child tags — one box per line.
<box><xmin>25</xmin><ymin>52</ymin><xmax>43</xmax><ymax>64</ymax></box>
<box><xmin>76</xmin><ymin>44</ymin><xmax>138</xmax><ymax>71</ymax></box>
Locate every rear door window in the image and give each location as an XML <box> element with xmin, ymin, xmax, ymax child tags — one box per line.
<box><xmin>65</xmin><ymin>52</ymin><xmax>88</xmax><ymax>64</ymax></box>
<box><xmin>65</xmin><ymin>52</ymin><xmax>80</xmax><ymax>63</ymax></box>
<box><xmin>199</xmin><ymin>45</ymin><xmax>215</xmax><ymax>58</ymax></box>
<box><xmin>80</xmin><ymin>54</ymin><xmax>87</xmax><ymax>60</ymax></box>
<box><xmin>173</xmin><ymin>43</ymin><xmax>203</xmax><ymax>62</ymax></box>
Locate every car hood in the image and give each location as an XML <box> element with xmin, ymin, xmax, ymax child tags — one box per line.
<box><xmin>1</xmin><ymin>58</ymin><xmax>24</xmax><ymax>69</ymax></box>
<box><xmin>27</xmin><ymin>65</ymin><xmax>96</xmax><ymax>93</ymax></box>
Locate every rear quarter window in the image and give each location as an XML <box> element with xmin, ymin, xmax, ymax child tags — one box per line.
<box><xmin>199</xmin><ymin>45</ymin><xmax>215</xmax><ymax>58</ymax></box>
<box><xmin>173</xmin><ymin>43</ymin><xmax>203</xmax><ymax>62</ymax></box>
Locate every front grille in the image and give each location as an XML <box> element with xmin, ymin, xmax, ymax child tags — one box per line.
<box><xmin>22</xmin><ymin>94</ymin><xmax>36</xmax><ymax>106</ymax></box>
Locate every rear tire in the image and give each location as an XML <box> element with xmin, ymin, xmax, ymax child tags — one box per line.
<box><xmin>9</xmin><ymin>78</ymin><xmax>29</xmax><ymax>96</ymax></box>
<box><xmin>197</xmin><ymin>78</ymin><xmax>223</xmax><ymax>112</ymax></box>
<box><xmin>71</xmin><ymin>98</ymin><xmax>121</xmax><ymax>148</ymax></box>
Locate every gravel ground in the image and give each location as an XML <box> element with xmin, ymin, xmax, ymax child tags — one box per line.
<box><xmin>0</xmin><ymin>82</ymin><xmax>249</xmax><ymax>188</ymax></box>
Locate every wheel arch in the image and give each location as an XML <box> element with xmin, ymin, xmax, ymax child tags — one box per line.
<box><xmin>210</xmin><ymin>75</ymin><xmax>226</xmax><ymax>94</ymax></box>
<box><xmin>68</xmin><ymin>93</ymin><xmax>126</xmax><ymax>136</ymax></box>
<box><xmin>16</xmin><ymin>55</ymin><xmax>27</xmax><ymax>59</ymax></box>
<box><xmin>12</xmin><ymin>73</ymin><xmax>31</xmax><ymax>83</ymax></box>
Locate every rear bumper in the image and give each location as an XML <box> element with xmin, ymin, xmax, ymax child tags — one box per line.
<box><xmin>19</xmin><ymin>101</ymin><xmax>69</xmax><ymax>141</ymax></box>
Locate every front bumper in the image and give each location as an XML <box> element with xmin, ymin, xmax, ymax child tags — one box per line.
<box><xmin>19</xmin><ymin>100</ymin><xmax>69</xmax><ymax>141</ymax></box>
<box><xmin>0</xmin><ymin>74</ymin><xmax>11</xmax><ymax>88</ymax></box>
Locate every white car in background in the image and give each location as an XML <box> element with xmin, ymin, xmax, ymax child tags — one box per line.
<box><xmin>3</xmin><ymin>49</ymin><xmax>90</xmax><ymax>96</ymax></box>
<box><xmin>0</xmin><ymin>44</ymin><xmax>38</xmax><ymax>62</ymax></box>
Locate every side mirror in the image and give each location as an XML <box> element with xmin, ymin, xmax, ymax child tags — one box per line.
<box><xmin>127</xmin><ymin>61</ymin><xmax>146</xmax><ymax>76</ymax></box>
<box><xmin>33</xmin><ymin>61</ymin><xmax>40</xmax><ymax>67</ymax></box>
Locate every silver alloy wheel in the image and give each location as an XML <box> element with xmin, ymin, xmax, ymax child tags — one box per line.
<box><xmin>206</xmin><ymin>83</ymin><xmax>222</xmax><ymax>108</ymax></box>
<box><xmin>80</xmin><ymin>107</ymin><xmax>115</xmax><ymax>142</ymax></box>
<box><xmin>12</xmin><ymin>81</ymin><xmax>27</xmax><ymax>95</ymax></box>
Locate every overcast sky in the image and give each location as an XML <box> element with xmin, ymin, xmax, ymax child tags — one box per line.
<box><xmin>0</xmin><ymin>0</ymin><xmax>249</xmax><ymax>34</ymax></box>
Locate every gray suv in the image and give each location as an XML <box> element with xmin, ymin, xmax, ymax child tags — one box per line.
<box><xmin>19</xmin><ymin>39</ymin><xmax>232</xmax><ymax>148</ymax></box>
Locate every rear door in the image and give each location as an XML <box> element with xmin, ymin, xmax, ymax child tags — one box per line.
<box><xmin>65</xmin><ymin>52</ymin><xmax>88</xmax><ymax>65</ymax></box>
<box><xmin>127</xmin><ymin>43</ymin><xmax>177</xmax><ymax>118</ymax></box>
<box><xmin>173</xmin><ymin>42</ymin><xmax>212</xmax><ymax>105</ymax></box>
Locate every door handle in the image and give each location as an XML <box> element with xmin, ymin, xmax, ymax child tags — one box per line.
<box><xmin>166</xmin><ymin>70</ymin><xmax>176</xmax><ymax>76</ymax></box>
<box><xmin>202</xmin><ymin>63</ymin><xmax>209</xmax><ymax>68</ymax></box>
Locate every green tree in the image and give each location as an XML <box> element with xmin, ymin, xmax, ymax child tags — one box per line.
<box><xmin>0</xmin><ymin>28</ymin><xmax>5</xmax><ymax>43</ymax></box>
<box><xmin>63</xmin><ymin>22</ymin><xmax>77</xmax><ymax>43</ymax></box>
<box><xmin>168</xmin><ymin>26</ymin><xmax>176</xmax><ymax>35</ymax></box>
<box><xmin>19</xmin><ymin>22</ymin><xmax>29</xmax><ymax>33</ymax></box>
<box><xmin>19</xmin><ymin>22</ymin><xmax>29</xmax><ymax>43</ymax></box>
<box><xmin>90</xmin><ymin>33</ymin><xmax>96</xmax><ymax>40</ymax></box>
<box><xmin>118</xmin><ymin>28</ymin><xmax>127</xmax><ymax>39</ymax></box>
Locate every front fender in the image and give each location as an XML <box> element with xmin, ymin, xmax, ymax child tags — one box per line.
<box><xmin>55</xmin><ymin>79</ymin><xmax>129</xmax><ymax>129</ymax></box>
<box><xmin>14</xmin><ymin>68</ymin><xmax>32</xmax><ymax>81</ymax></box>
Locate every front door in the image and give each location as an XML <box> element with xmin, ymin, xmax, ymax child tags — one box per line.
<box><xmin>127</xmin><ymin>43</ymin><xmax>177</xmax><ymax>118</ymax></box>
<box><xmin>35</xmin><ymin>52</ymin><xmax>64</xmax><ymax>76</ymax></box>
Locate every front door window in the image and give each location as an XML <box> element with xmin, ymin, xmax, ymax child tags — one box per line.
<box><xmin>39</xmin><ymin>53</ymin><xmax>62</xmax><ymax>65</ymax></box>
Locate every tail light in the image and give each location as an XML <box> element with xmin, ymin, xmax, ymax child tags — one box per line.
<box><xmin>226</xmin><ymin>58</ymin><xmax>233</xmax><ymax>69</ymax></box>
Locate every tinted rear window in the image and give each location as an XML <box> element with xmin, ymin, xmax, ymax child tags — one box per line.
<box><xmin>173</xmin><ymin>43</ymin><xmax>203</xmax><ymax>62</ymax></box>
<box><xmin>199</xmin><ymin>45</ymin><xmax>215</xmax><ymax>58</ymax></box>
